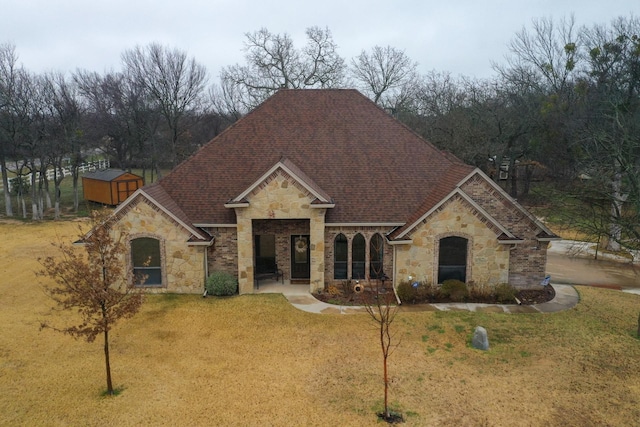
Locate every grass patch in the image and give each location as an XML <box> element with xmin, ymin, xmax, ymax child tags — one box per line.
<box><xmin>100</xmin><ymin>385</ymin><xmax>126</xmax><ymax>397</ymax></box>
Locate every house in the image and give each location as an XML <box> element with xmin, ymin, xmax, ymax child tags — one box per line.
<box><xmin>82</xmin><ymin>169</ymin><xmax>144</xmax><ymax>206</ymax></box>
<box><xmin>106</xmin><ymin>89</ymin><xmax>559</xmax><ymax>295</ymax></box>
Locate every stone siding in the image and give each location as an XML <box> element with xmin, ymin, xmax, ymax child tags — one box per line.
<box><xmin>114</xmin><ymin>197</ymin><xmax>206</xmax><ymax>294</ymax></box>
<box><xmin>395</xmin><ymin>195</ymin><xmax>510</xmax><ymax>286</ymax></box>
<box><xmin>232</xmin><ymin>170</ymin><xmax>327</xmax><ymax>294</ymax></box>
<box><xmin>460</xmin><ymin>175</ymin><xmax>547</xmax><ymax>288</ymax></box>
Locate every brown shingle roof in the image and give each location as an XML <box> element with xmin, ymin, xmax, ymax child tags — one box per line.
<box><xmin>142</xmin><ymin>183</ymin><xmax>212</xmax><ymax>242</ymax></box>
<box><xmin>156</xmin><ymin>89</ymin><xmax>472</xmax><ymax>225</ymax></box>
<box><xmin>388</xmin><ymin>163</ymin><xmax>475</xmax><ymax>239</ymax></box>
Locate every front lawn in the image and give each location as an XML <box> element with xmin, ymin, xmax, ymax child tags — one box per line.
<box><xmin>1</xmin><ymin>220</ymin><xmax>639</xmax><ymax>426</ymax></box>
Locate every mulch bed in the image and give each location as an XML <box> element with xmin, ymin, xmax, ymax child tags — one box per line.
<box><xmin>314</xmin><ymin>285</ymin><xmax>556</xmax><ymax>306</ymax></box>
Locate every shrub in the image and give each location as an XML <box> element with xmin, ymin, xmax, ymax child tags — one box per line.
<box><xmin>440</xmin><ymin>279</ymin><xmax>468</xmax><ymax>301</ymax></box>
<box><xmin>340</xmin><ymin>280</ymin><xmax>354</xmax><ymax>296</ymax></box>
<box><xmin>494</xmin><ymin>283</ymin><xmax>517</xmax><ymax>303</ymax></box>
<box><xmin>468</xmin><ymin>282</ymin><xmax>493</xmax><ymax>301</ymax></box>
<box><xmin>205</xmin><ymin>271</ymin><xmax>238</xmax><ymax>296</ymax></box>
<box><xmin>396</xmin><ymin>281</ymin><xmax>417</xmax><ymax>304</ymax></box>
<box><xmin>416</xmin><ymin>282</ymin><xmax>440</xmax><ymax>301</ymax></box>
<box><xmin>327</xmin><ymin>285</ymin><xmax>342</xmax><ymax>297</ymax></box>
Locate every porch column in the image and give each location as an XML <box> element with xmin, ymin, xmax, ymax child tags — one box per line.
<box><xmin>309</xmin><ymin>210</ymin><xmax>326</xmax><ymax>293</ymax></box>
<box><xmin>236</xmin><ymin>216</ymin><xmax>254</xmax><ymax>294</ymax></box>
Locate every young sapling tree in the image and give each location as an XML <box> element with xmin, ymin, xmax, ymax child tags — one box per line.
<box><xmin>363</xmin><ymin>239</ymin><xmax>403</xmax><ymax>423</ymax></box>
<box><xmin>38</xmin><ymin>209</ymin><xmax>144</xmax><ymax>395</ymax></box>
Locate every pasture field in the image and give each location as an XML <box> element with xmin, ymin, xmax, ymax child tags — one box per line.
<box><xmin>1</xmin><ymin>220</ymin><xmax>639</xmax><ymax>426</ymax></box>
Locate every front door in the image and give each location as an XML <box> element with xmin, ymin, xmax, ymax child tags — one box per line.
<box><xmin>290</xmin><ymin>235</ymin><xmax>310</xmax><ymax>280</ymax></box>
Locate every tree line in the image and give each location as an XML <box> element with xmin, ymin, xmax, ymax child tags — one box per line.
<box><xmin>1</xmin><ymin>17</ymin><xmax>638</xmax><ymax>252</ymax></box>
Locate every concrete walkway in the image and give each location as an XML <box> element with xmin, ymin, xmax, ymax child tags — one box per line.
<box><xmin>256</xmin><ymin>282</ymin><xmax>580</xmax><ymax>315</ymax></box>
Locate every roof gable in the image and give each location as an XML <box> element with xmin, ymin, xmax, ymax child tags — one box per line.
<box><xmin>227</xmin><ymin>158</ymin><xmax>333</xmax><ymax>206</ymax></box>
<box><xmin>111</xmin><ymin>184</ymin><xmax>212</xmax><ymax>244</ymax></box>
<box><xmin>458</xmin><ymin>169</ymin><xmax>559</xmax><ymax>240</ymax></box>
<box><xmin>395</xmin><ymin>189</ymin><xmax>518</xmax><ymax>241</ymax></box>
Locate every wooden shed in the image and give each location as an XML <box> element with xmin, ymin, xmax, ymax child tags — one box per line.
<box><xmin>82</xmin><ymin>169</ymin><xmax>144</xmax><ymax>206</ymax></box>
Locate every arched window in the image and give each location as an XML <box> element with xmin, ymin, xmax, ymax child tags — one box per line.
<box><xmin>334</xmin><ymin>233</ymin><xmax>348</xmax><ymax>279</ymax></box>
<box><xmin>352</xmin><ymin>233</ymin><xmax>366</xmax><ymax>280</ymax></box>
<box><xmin>131</xmin><ymin>237</ymin><xmax>162</xmax><ymax>286</ymax></box>
<box><xmin>438</xmin><ymin>236</ymin><xmax>468</xmax><ymax>283</ymax></box>
<box><xmin>369</xmin><ymin>233</ymin><xmax>384</xmax><ymax>279</ymax></box>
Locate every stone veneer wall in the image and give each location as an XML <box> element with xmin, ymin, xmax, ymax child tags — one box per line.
<box><xmin>113</xmin><ymin>197</ymin><xmax>206</xmax><ymax>294</ymax></box>
<box><xmin>232</xmin><ymin>171</ymin><xmax>327</xmax><ymax>294</ymax></box>
<box><xmin>324</xmin><ymin>226</ymin><xmax>394</xmax><ymax>288</ymax></box>
<box><xmin>395</xmin><ymin>195</ymin><xmax>510</xmax><ymax>286</ymax></box>
<box><xmin>460</xmin><ymin>175</ymin><xmax>548</xmax><ymax>288</ymax></box>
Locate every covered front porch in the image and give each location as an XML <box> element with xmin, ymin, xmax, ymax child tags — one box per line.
<box><xmin>253</xmin><ymin>219</ymin><xmax>312</xmax><ymax>286</ymax></box>
<box><xmin>224</xmin><ymin>159</ymin><xmax>334</xmax><ymax>294</ymax></box>
<box><xmin>254</xmin><ymin>277</ymin><xmax>310</xmax><ymax>294</ymax></box>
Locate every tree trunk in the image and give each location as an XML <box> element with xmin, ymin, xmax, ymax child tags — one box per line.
<box><xmin>381</xmin><ymin>327</ymin><xmax>389</xmax><ymax>418</ymax></box>
<box><xmin>30</xmin><ymin>171</ymin><xmax>38</xmax><ymax>220</ymax></box>
<box><xmin>20</xmin><ymin>195</ymin><xmax>26</xmax><ymax>218</ymax></box>
<box><xmin>383</xmin><ymin>355</ymin><xmax>389</xmax><ymax>418</ymax></box>
<box><xmin>43</xmin><ymin>175</ymin><xmax>52</xmax><ymax>210</ymax></box>
<box><xmin>72</xmin><ymin>170</ymin><xmax>79</xmax><ymax>213</ymax></box>
<box><xmin>509</xmin><ymin>158</ymin><xmax>518</xmax><ymax>198</ymax></box>
<box><xmin>607</xmin><ymin>162</ymin><xmax>623</xmax><ymax>252</ymax></box>
<box><xmin>1</xmin><ymin>163</ymin><xmax>13</xmax><ymax>217</ymax></box>
<box><xmin>104</xmin><ymin>328</ymin><xmax>113</xmax><ymax>394</ymax></box>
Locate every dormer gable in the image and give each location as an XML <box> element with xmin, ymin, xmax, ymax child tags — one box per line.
<box><xmin>225</xmin><ymin>157</ymin><xmax>335</xmax><ymax>210</ymax></box>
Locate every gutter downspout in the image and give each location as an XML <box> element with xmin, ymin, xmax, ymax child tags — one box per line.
<box><xmin>392</xmin><ymin>244</ymin><xmax>401</xmax><ymax>305</ymax></box>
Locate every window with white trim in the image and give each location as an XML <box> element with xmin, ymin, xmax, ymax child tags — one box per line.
<box><xmin>131</xmin><ymin>237</ymin><xmax>162</xmax><ymax>286</ymax></box>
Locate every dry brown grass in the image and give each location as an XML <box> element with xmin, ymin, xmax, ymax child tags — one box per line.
<box><xmin>1</xmin><ymin>220</ymin><xmax>640</xmax><ymax>426</ymax></box>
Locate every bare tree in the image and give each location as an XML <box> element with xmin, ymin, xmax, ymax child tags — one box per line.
<box><xmin>217</xmin><ymin>26</ymin><xmax>346</xmax><ymax>112</ymax></box>
<box><xmin>75</xmin><ymin>69</ymin><xmax>160</xmax><ymax>181</ymax></box>
<box><xmin>363</xmin><ymin>246</ymin><xmax>402</xmax><ymax>423</ymax></box>
<box><xmin>578</xmin><ymin>16</ymin><xmax>640</xmax><ymax>251</ymax></box>
<box><xmin>0</xmin><ymin>43</ymin><xmax>21</xmax><ymax>216</ymax></box>
<box><xmin>351</xmin><ymin>45</ymin><xmax>418</xmax><ymax>109</ymax></box>
<box><xmin>10</xmin><ymin>71</ymin><xmax>49</xmax><ymax>220</ymax></box>
<box><xmin>301</xmin><ymin>26</ymin><xmax>347</xmax><ymax>88</ymax></box>
<box><xmin>42</xmin><ymin>72</ymin><xmax>84</xmax><ymax>217</ymax></box>
<box><xmin>38</xmin><ymin>209</ymin><xmax>144</xmax><ymax>395</ymax></box>
<box><xmin>496</xmin><ymin>16</ymin><xmax>578</xmax><ymax>93</ymax></box>
<box><xmin>122</xmin><ymin>43</ymin><xmax>208</xmax><ymax>169</ymax></box>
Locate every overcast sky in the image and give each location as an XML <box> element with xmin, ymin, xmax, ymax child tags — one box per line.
<box><xmin>2</xmin><ymin>0</ymin><xmax>637</xmax><ymax>82</ymax></box>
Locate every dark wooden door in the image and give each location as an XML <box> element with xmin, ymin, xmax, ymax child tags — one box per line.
<box><xmin>290</xmin><ymin>235</ymin><xmax>310</xmax><ymax>280</ymax></box>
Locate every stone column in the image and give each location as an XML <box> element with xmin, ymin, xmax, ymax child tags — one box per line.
<box><xmin>309</xmin><ymin>210</ymin><xmax>326</xmax><ymax>293</ymax></box>
<box><xmin>236</xmin><ymin>216</ymin><xmax>254</xmax><ymax>294</ymax></box>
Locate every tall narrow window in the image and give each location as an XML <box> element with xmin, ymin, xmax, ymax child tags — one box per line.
<box><xmin>131</xmin><ymin>237</ymin><xmax>162</xmax><ymax>286</ymax></box>
<box><xmin>334</xmin><ymin>233</ymin><xmax>348</xmax><ymax>279</ymax></box>
<box><xmin>369</xmin><ymin>233</ymin><xmax>384</xmax><ymax>279</ymax></box>
<box><xmin>352</xmin><ymin>233</ymin><xmax>366</xmax><ymax>280</ymax></box>
<box><xmin>438</xmin><ymin>236</ymin><xmax>468</xmax><ymax>283</ymax></box>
